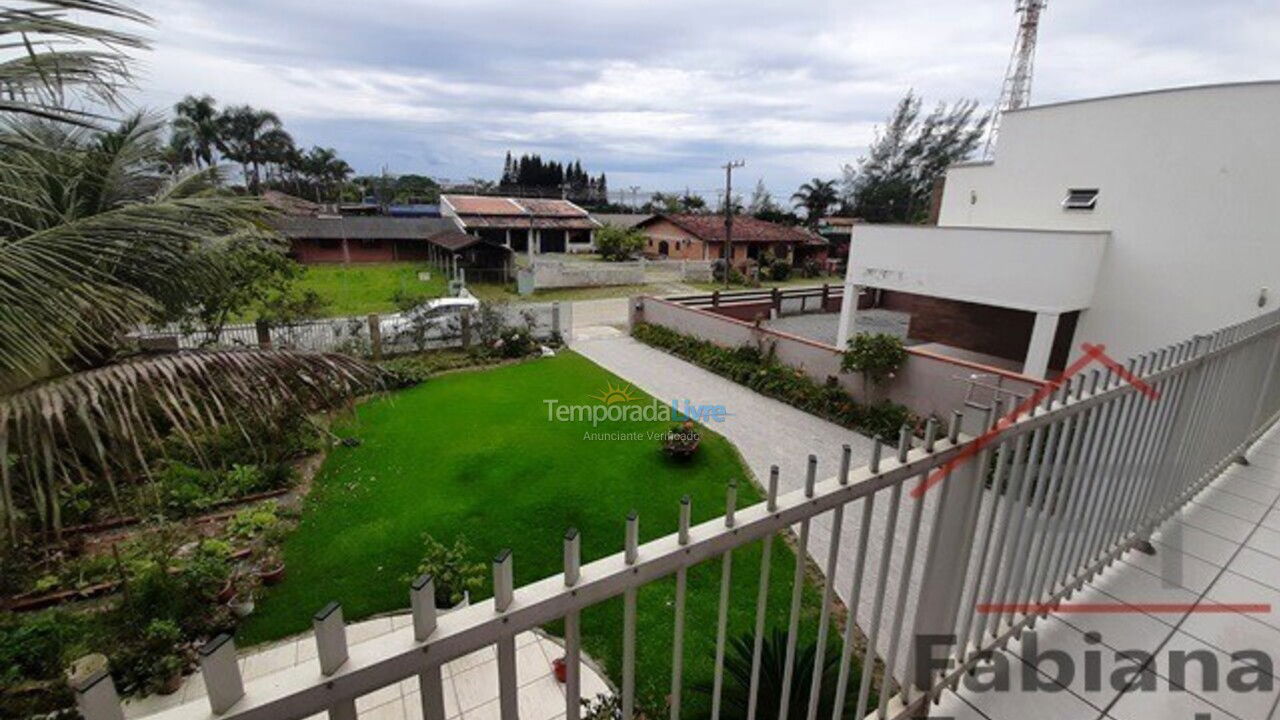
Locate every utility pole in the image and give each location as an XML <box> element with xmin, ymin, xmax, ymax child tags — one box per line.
<box><xmin>721</xmin><ymin>160</ymin><xmax>745</xmax><ymax>288</ymax></box>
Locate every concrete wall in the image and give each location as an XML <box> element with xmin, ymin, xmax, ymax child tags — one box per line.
<box><xmin>936</xmin><ymin>81</ymin><xmax>1280</xmax><ymax>361</ymax></box>
<box><xmin>531</xmin><ymin>260</ymin><xmax>646</xmax><ymax>289</ymax></box>
<box><xmin>847</xmin><ymin>225</ymin><xmax>1108</xmax><ymax>314</ymax></box>
<box><xmin>635</xmin><ymin>296</ymin><xmax>1046</xmax><ymax>421</ymax></box>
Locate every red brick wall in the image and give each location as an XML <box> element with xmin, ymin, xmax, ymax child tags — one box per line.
<box><xmin>877</xmin><ymin>290</ymin><xmax>1034</xmax><ymax>364</ymax></box>
<box><xmin>290</xmin><ymin>238</ymin><xmax>415</xmax><ymax>264</ymax></box>
<box><xmin>873</xmin><ymin>290</ymin><xmax>1079</xmax><ymax>372</ymax></box>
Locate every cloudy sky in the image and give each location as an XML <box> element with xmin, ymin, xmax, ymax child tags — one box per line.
<box><xmin>123</xmin><ymin>0</ymin><xmax>1279</xmax><ymax>201</ymax></box>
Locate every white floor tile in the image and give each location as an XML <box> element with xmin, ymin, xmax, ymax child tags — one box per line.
<box><xmin>1151</xmin><ymin>520</ymin><xmax>1239</xmax><ymax>567</ymax></box>
<box><xmin>1228</xmin><ymin>547</ymin><xmax>1280</xmax><ymax>592</ymax></box>
<box><xmin>362</xmin><ymin>697</ymin><xmax>405</xmax><ymax>720</ymax></box>
<box><xmin>1246</xmin><ymin>523</ymin><xmax>1280</xmax><ymax>559</ymax></box>
<box><xmin>1105</xmin><ymin>675</ymin><xmax>1237</xmax><ymax>720</ymax></box>
<box><xmin>1215</xmin><ymin>471</ymin><xmax>1280</xmax><ymax>503</ymax></box>
<box><xmin>1151</xmin><ymin>630</ymin><xmax>1280</xmax><ymax>719</ymax></box>
<box><xmin>451</xmin><ymin>660</ymin><xmax>500</xmax><ymax>712</ymax></box>
<box><xmin>356</xmin><ymin>683</ymin><xmax>402</xmax><ymax>713</ymax></box>
<box><xmin>517</xmin><ymin>675</ymin><xmax>566</xmax><ymax>720</ymax></box>
<box><xmin>1118</xmin><ymin>544</ymin><xmax>1223</xmax><ymax>594</ymax></box>
<box><xmin>517</xmin><ymin>638</ymin><xmax>553</xmax><ymax>686</ymax></box>
<box><xmin>1203</xmin><ymin>572</ymin><xmax>1280</xmax><ymax>635</ymax></box>
<box><xmin>1179</xmin><ymin>501</ymin><xmax>1256</xmax><ymax>544</ymax></box>
<box><xmin>462</xmin><ymin>698</ymin><xmax>501</xmax><ymax>720</ymax></box>
<box><xmin>1191</xmin><ymin>487</ymin><xmax>1267</xmax><ymax>523</ymax></box>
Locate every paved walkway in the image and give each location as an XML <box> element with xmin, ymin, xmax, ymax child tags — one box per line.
<box><xmin>571</xmin><ymin>329</ymin><xmax>941</xmax><ymax>673</ymax></box>
<box><xmin>126</xmin><ymin>615</ymin><xmax>610</xmax><ymax>720</ymax></box>
<box><xmin>936</xmin><ymin>422</ymin><xmax>1280</xmax><ymax>720</ymax></box>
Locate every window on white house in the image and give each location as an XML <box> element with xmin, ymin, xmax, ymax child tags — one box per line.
<box><xmin>1062</xmin><ymin>188</ymin><xmax>1099</xmax><ymax>210</ymax></box>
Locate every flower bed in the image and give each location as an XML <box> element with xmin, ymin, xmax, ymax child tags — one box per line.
<box><xmin>631</xmin><ymin>322</ymin><xmax>914</xmax><ymax>439</ymax></box>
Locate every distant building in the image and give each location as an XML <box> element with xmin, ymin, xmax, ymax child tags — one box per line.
<box><xmin>440</xmin><ymin>195</ymin><xmax>599</xmax><ymax>254</ymax></box>
<box><xmin>634</xmin><ymin>214</ymin><xmax>828</xmax><ymax>266</ymax></box>
<box><xmin>277</xmin><ymin>216</ymin><xmax>460</xmax><ymax>263</ymax></box>
<box><xmin>816</xmin><ymin>216</ymin><xmax>857</xmax><ymax>264</ymax></box>
<box><xmin>590</xmin><ymin>213</ymin><xmax>653</xmax><ymax>229</ymax></box>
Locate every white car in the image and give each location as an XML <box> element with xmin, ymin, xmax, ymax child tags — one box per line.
<box><xmin>382</xmin><ymin>296</ymin><xmax>480</xmax><ymax>344</ymax></box>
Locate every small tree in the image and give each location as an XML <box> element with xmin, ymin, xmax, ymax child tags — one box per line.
<box><xmin>841</xmin><ymin>333</ymin><xmax>907</xmax><ymax>395</ymax></box>
<box><xmin>595</xmin><ymin>224</ymin><xmax>646</xmax><ymax>261</ymax></box>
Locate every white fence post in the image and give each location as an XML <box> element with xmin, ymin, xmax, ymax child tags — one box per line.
<box><xmin>69</xmin><ymin>660</ymin><xmax>125</xmax><ymax>720</ymax></box>
<box><xmin>313</xmin><ymin>602</ymin><xmax>356</xmax><ymax>720</ymax></box>
<box><xmin>199</xmin><ymin>634</ymin><xmax>245</xmax><ymax>715</ymax></box>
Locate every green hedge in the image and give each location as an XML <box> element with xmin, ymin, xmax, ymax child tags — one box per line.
<box><xmin>631</xmin><ymin>322</ymin><xmax>913</xmax><ymax>439</ymax></box>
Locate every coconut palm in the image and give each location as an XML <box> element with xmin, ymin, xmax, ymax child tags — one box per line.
<box><xmin>172</xmin><ymin>94</ymin><xmax>220</xmax><ymax>168</ymax></box>
<box><xmin>216</xmin><ymin>104</ymin><xmax>282</xmax><ymax>191</ymax></box>
<box><xmin>0</xmin><ymin>3</ymin><xmax>386</xmax><ymax>544</ymax></box>
<box><xmin>0</xmin><ymin>1</ymin><xmax>147</xmax><ymax>126</ymax></box>
<box><xmin>791</xmin><ymin>178</ymin><xmax>839</xmax><ymax>227</ymax></box>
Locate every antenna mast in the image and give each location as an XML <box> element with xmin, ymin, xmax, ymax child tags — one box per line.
<box><xmin>984</xmin><ymin>0</ymin><xmax>1046</xmax><ymax>158</ymax></box>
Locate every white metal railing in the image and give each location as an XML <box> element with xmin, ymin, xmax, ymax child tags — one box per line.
<box><xmin>75</xmin><ymin>309</ymin><xmax>1280</xmax><ymax>720</ymax></box>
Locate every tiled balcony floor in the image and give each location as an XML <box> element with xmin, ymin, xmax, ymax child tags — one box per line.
<box><xmin>936</xmin><ymin>424</ymin><xmax>1280</xmax><ymax>720</ymax></box>
<box><xmin>125</xmin><ymin>614</ymin><xmax>612</xmax><ymax>720</ymax></box>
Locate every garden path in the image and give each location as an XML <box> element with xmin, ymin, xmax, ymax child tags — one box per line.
<box><xmin>570</xmin><ymin>330</ymin><xmax>941</xmax><ymax>674</ymax></box>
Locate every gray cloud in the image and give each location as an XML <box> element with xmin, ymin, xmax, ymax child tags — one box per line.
<box><xmin>126</xmin><ymin>0</ymin><xmax>1280</xmax><ymax>200</ymax></box>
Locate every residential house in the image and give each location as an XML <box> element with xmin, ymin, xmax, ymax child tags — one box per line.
<box><xmin>276</xmin><ymin>216</ymin><xmax>511</xmax><ymax>276</ymax></box>
<box><xmin>836</xmin><ymin>81</ymin><xmax>1280</xmax><ymax>378</ymax></box>
<box><xmin>590</xmin><ymin>213</ymin><xmax>653</xmax><ymax>229</ymax></box>
<box><xmin>634</xmin><ymin>213</ymin><xmax>828</xmax><ymax>266</ymax></box>
<box><xmin>440</xmin><ymin>194</ymin><xmax>599</xmax><ymax>254</ymax></box>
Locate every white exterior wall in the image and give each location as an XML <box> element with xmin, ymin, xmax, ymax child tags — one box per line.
<box><xmin>845</xmin><ymin>226</ymin><xmax>1108</xmax><ymax>313</ymax></box>
<box><xmin>937</xmin><ymin>81</ymin><xmax>1280</xmax><ymax>361</ymax></box>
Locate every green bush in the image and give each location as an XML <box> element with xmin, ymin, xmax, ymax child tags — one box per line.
<box><xmin>841</xmin><ymin>333</ymin><xmax>908</xmax><ymax>386</ymax></box>
<box><xmin>594</xmin><ymin>225</ymin><xmax>646</xmax><ymax>261</ymax></box>
<box><xmin>768</xmin><ymin>260</ymin><xmax>792</xmax><ymax>281</ymax></box>
<box><xmin>402</xmin><ymin>534</ymin><xmax>487</xmax><ymax>607</ymax></box>
<box><xmin>631</xmin><ymin>323</ymin><xmax>913</xmax><ymax>438</ymax></box>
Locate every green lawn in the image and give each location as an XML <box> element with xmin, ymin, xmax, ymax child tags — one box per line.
<box><xmin>239</xmin><ymin>352</ymin><xmax>832</xmax><ymax>715</ymax></box>
<box><xmin>297</xmin><ymin>263</ymin><xmax>447</xmax><ymax>316</ymax></box>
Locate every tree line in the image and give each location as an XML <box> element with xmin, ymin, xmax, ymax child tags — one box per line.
<box><xmin>166</xmin><ymin>95</ymin><xmax>354</xmax><ymax>202</ymax></box>
<box><xmin>498</xmin><ymin>152</ymin><xmax>608</xmax><ymax>204</ymax></box>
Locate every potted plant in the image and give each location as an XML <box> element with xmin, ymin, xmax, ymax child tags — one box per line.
<box><xmin>402</xmin><ymin>534</ymin><xmax>486</xmax><ymax>610</ymax></box>
<box><xmin>152</xmin><ymin>654</ymin><xmax>185</xmax><ymax>696</ymax></box>
<box><xmin>662</xmin><ymin>420</ymin><xmax>701</xmax><ymax>459</ymax></box>
<box><xmin>228</xmin><ymin>574</ymin><xmax>260</xmax><ymax>618</ymax></box>
<box><xmin>255</xmin><ymin>547</ymin><xmax>286</xmax><ymax>586</ymax></box>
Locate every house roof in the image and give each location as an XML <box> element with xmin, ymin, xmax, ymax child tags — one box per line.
<box><xmin>426</xmin><ymin>231</ymin><xmax>511</xmax><ymax>253</ymax></box>
<box><xmin>639</xmin><ymin>214</ymin><xmax>825</xmax><ymax>245</ymax></box>
<box><xmin>262</xmin><ymin>190</ymin><xmax>322</xmax><ymax>217</ymax></box>
<box><xmin>441</xmin><ymin>194</ymin><xmax>600</xmax><ymax>230</ymax></box>
<box><xmin>274</xmin><ymin>216</ymin><xmax>459</xmax><ymax>241</ymax></box>
<box><xmin>592</xmin><ymin>213</ymin><xmax>653</xmax><ymax>229</ymax></box>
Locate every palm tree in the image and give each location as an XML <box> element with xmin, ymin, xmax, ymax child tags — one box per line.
<box><xmin>172</xmin><ymin>94</ymin><xmax>220</xmax><ymax>168</ymax></box>
<box><xmin>0</xmin><ymin>1</ymin><xmax>147</xmax><ymax>126</ymax></box>
<box><xmin>791</xmin><ymin>178</ymin><xmax>839</xmax><ymax>226</ymax></box>
<box><xmin>216</xmin><ymin>104</ymin><xmax>283</xmax><ymax>191</ymax></box>
<box><xmin>300</xmin><ymin>146</ymin><xmax>351</xmax><ymax>202</ymax></box>
<box><xmin>258</xmin><ymin>126</ymin><xmax>295</xmax><ymax>186</ymax></box>
<box><xmin>0</xmin><ymin>4</ymin><xmax>386</xmax><ymax>543</ymax></box>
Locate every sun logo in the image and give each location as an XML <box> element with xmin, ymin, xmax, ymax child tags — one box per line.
<box><xmin>590</xmin><ymin>382</ymin><xmax>639</xmax><ymax>405</ymax></box>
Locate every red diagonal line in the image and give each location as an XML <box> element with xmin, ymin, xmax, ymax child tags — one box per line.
<box><xmin>977</xmin><ymin>602</ymin><xmax>1270</xmax><ymax>614</ymax></box>
<box><xmin>910</xmin><ymin>342</ymin><xmax>1159</xmax><ymax>499</ymax></box>
<box><xmin>1082</xmin><ymin>342</ymin><xmax>1160</xmax><ymax>400</ymax></box>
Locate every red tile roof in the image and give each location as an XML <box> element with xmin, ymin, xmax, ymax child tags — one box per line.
<box><xmin>444</xmin><ymin>195</ymin><xmax>526</xmax><ymax>216</ymax></box>
<box><xmin>641</xmin><ymin>214</ymin><xmax>823</xmax><ymax>245</ymax></box>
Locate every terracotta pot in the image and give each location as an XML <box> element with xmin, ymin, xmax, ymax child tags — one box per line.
<box><xmin>257</xmin><ymin>563</ymin><xmax>286</xmax><ymax>586</ymax></box>
<box><xmin>552</xmin><ymin>657</ymin><xmax>567</xmax><ymax>684</ymax></box>
<box><xmin>157</xmin><ymin>671</ymin><xmax>183</xmax><ymax>696</ymax></box>
<box><xmin>216</xmin><ymin>579</ymin><xmax>235</xmax><ymax>604</ymax></box>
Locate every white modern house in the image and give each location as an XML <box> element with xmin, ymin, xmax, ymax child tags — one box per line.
<box><xmin>836</xmin><ymin>80</ymin><xmax>1280</xmax><ymax>378</ymax></box>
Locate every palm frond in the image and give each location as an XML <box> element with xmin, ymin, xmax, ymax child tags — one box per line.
<box><xmin>0</xmin><ymin>195</ymin><xmax>274</xmax><ymax>379</ymax></box>
<box><xmin>0</xmin><ymin>349</ymin><xmax>391</xmax><ymax>541</ymax></box>
<box><xmin>0</xmin><ymin>1</ymin><xmax>149</xmax><ymax>125</ymax></box>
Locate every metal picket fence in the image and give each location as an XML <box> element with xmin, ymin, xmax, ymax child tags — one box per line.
<box><xmin>80</xmin><ymin>308</ymin><xmax>1280</xmax><ymax>720</ymax></box>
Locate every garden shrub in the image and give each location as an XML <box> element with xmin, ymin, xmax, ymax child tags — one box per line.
<box><xmin>841</xmin><ymin>332</ymin><xmax>907</xmax><ymax>387</ymax></box>
<box><xmin>768</xmin><ymin>259</ymin><xmax>792</xmax><ymax>281</ymax></box>
<box><xmin>631</xmin><ymin>323</ymin><xmax>913</xmax><ymax>438</ymax></box>
<box><xmin>402</xmin><ymin>534</ymin><xmax>486</xmax><ymax>607</ymax></box>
